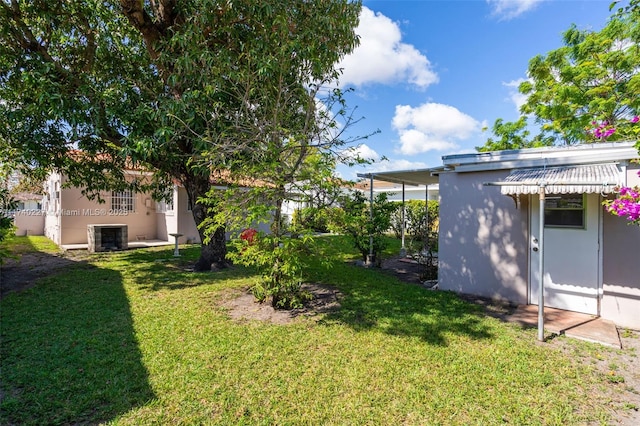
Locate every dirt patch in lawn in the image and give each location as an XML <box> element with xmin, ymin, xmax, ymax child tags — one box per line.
<box><xmin>573</xmin><ymin>328</ymin><xmax>640</xmax><ymax>425</ymax></box>
<box><xmin>220</xmin><ymin>255</ymin><xmax>426</xmax><ymax>325</ymax></box>
<box><xmin>0</xmin><ymin>250</ymin><xmax>91</xmax><ymax>299</ymax></box>
<box><xmin>221</xmin><ymin>283</ymin><xmax>342</xmax><ymax>325</ymax></box>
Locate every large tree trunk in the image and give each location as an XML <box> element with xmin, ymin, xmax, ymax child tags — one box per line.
<box><xmin>193</xmin><ymin>217</ymin><xmax>227</xmax><ymax>271</ymax></box>
<box><xmin>184</xmin><ymin>174</ymin><xmax>228</xmax><ymax>272</ymax></box>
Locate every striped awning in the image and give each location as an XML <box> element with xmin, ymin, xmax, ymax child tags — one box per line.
<box><xmin>498</xmin><ymin>163</ymin><xmax>622</xmax><ymax>195</ymax></box>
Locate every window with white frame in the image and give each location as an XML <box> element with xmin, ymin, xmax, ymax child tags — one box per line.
<box><xmin>112</xmin><ymin>189</ymin><xmax>136</xmax><ymax>212</ymax></box>
<box><xmin>156</xmin><ymin>198</ymin><xmax>174</xmax><ymax>213</ymax></box>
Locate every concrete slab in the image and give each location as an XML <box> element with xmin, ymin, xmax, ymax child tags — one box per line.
<box><xmin>61</xmin><ymin>239</ymin><xmax>173</xmax><ymax>251</ymax></box>
<box><xmin>505</xmin><ymin>305</ymin><xmax>621</xmax><ymax>348</ymax></box>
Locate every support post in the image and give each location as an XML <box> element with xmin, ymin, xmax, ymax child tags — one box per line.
<box><xmin>424</xmin><ymin>185</ymin><xmax>429</xmax><ymax>253</ymax></box>
<box><xmin>537</xmin><ymin>185</ymin><xmax>546</xmax><ymax>342</ymax></box>
<box><xmin>368</xmin><ymin>174</ymin><xmax>374</xmax><ymax>265</ymax></box>
<box><xmin>400</xmin><ymin>182</ymin><xmax>406</xmax><ymax>257</ymax></box>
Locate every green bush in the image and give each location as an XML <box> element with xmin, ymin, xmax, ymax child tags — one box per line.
<box><xmin>292</xmin><ymin>206</ymin><xmax>341</xmax><ymax>233</ymax></box>
<box><xmin>390</xmin><ymin>199</ymin><xmax>439</xmax><ymax>245</ymax></box>
<box><xmin>0</xmin><ymin>188</ymin><xmax>17</xmax><ymax>264</ymax></box>
<box><xmin>331</xmin><ymin>191</ymin><xmax>396</xmax><ymax>265</ymax></box>
<box><xmin>228</xmin><ymin>230</ymin><xmax>315</xmax><ymax>309</ymax></box>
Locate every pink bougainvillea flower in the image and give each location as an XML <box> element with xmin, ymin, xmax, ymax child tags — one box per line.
<box><xmin>631</xmin><ymin>116</ymin><xmax>639</xmax><ymax>123</ymax></box>
<box><xmin>606</xmin><ymin>186</ymin><xmax>640</xmax><ymax>224</ymax></box>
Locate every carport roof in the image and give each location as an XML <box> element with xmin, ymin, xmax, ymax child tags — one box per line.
<box><xmin>357</xmin><ymin>167</ymin><xmax>442</xmax><ymax>186</ymax></box>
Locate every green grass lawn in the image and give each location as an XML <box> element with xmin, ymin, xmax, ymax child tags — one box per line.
<box><xmin>0</xmin><ymin>235</ymin><xmax>614</xmax><ymax>425</ymax></box>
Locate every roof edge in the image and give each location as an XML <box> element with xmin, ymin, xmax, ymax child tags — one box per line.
<box><xmin>443</xmin><ymin>142</ymin><xmax>638</xmax><ymax>172</ymax></box>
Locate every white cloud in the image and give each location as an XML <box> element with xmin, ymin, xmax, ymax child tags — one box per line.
<box><xmin>503</xmin><ymin>78</ymin><xmax>528</xmax><ymax>112</ymax></box>
<box><xmin>342</xmin><ymin>143</ymin><xmax>380</xmax><ymax>162</ymax></box>
<box><xmin>337</xmin><ymin>7</ymin><xmax>438</xmax><ymax>89</ymax></box>
<box><xmin>392</xmin><ymin>102</ymin><xmax>481</xmax><ymax>155</ymax></box>
<box><xmin>487</xmin><ymin>0</ymin><xmax>544</xmax><ymax>20</ymax></box>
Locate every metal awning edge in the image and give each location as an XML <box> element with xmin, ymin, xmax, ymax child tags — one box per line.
<box><xmin>484</xmin><ymin>163</ymin><xmax>622</xmax><ymax>195</ymax></box>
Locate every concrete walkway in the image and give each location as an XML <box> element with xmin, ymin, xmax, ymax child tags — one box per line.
<box><xmin>505</xmin><ymin>305</ymin><xmax>621</xmax><ymax>348</ymax></box>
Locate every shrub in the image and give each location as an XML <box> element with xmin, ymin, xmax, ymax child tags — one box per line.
<box><xmin>390</xmin><ymin>199</ymin><xmax>439</xmax><ymax>247</ymax></box>
<box><xmin>0</xmin><ymin>188</ymin><xmax>17</xmax><ymax>264</ymax></box>
<box><xmin>331</xmin><ymin>190</ymin><xmax>396</xmax><ymax>265</ymax></box>
<box><xmin>291</xmin><ymin>206</ymin><xmax>337</xmax><ymax>233</ymax></box>
<box><xmin>228</xmin><ymin>230</ymin><xmax>314</xmax><ymax>309</ymax></box>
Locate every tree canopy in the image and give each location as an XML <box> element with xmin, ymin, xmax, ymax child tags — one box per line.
<box><xmin>477</xmin><ymin>117</ymin><xmax>553</xmax><ymax>152</ymax></box>
<box><xmin>479</xmin><ymin>3</ymin><xmax>639</xmax><ymax>151</ymax></box>
<box><xmin>0</xmin><ymin>0</ymin><xmax>362</xmax><ymax>270</ymax></box>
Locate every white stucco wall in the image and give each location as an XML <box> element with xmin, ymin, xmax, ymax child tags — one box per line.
<box><xmin>44</xmin><ymin>172</ymin><xmax>62</xmax><ymax>244</ymax></box>
<box><xmin>601</xmin><ymin>165</ymin><xmax>640</xmax><ymax>329</ymax></box>
<box><xmin>175</xmin><ymin>186</ymin><xmax>201</xmax><ymax>244</ymax></box>
<box><xmin>438</xmin><ymin>169</ymin><xmax>530</xmax><ymax>304</ymax></box>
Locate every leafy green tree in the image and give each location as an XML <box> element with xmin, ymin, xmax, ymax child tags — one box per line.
<box><xmin>477</xmin><ymin>4</ymin><xmax>639</xmax><ymax>151</ymax></box>
<box><xmin>0</xmin><ymin>0</ymin><xmax>361</xmax><ymax>271</ymax></box>
<box><xmin>228</xmin><ymin>230</ymin><xmax>316</xmax><ymax>309</ymax></box>
<box><xmin>477</xmin><ymin>117</ymin><xmax>553</xmax><ymax>152</ymax></box>
<box><xmin>519</xmin><ymin>8</ymin><xmax>640</xmax><ymax>144</ymax></box>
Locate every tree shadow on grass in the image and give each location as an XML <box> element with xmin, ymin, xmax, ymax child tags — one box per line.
<box><xmin>317</xmin><ymin>262</ymin><xmax>495</xmax><ymax>346</ymax></box>
<box><xmin>115</xmin><ymin>245</ymin><xmax>250</xmax><ymax>292</ymax></box>
<box><xmin>0</xmin><ymin>263</ymin><xmax>155</xmax><ymax>425</ymax></box>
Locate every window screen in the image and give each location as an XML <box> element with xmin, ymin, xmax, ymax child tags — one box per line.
<box><xmin>544</xmin><ymin>194</ymin><xmax>584</xmax><ymax>228</ymax></box>
<box><xmin>112</xmin><ymin>189</ymin><xmax>135</xmax><ymax>212</ymax></box>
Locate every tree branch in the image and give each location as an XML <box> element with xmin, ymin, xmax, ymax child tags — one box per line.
<box><xmin>119</xmin><ymin>0</ymin><xmax>165</xmax><ymax>60</ymax></box>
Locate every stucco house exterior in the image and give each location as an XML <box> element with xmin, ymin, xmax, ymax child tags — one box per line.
<box><xmin>365</xmin><ymin>142</ymin><xmax>640</xmax><ymax>329</ymax></box>
<box><xmin>42</xmin><ymin>169</ymin><xmax>273</xmax><ymax>250</ymax></box>
<box><xmin>43</xmin><ymin>171</ymin><xmax>202</xmax><ymax>248</ymax></box>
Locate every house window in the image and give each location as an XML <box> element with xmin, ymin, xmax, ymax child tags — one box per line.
<box><xmin>112</xmin><ymin>189</ymin><xmax>135</xmax><ymax>212</ymax></box>
<box><xmin>544</xmin><ymin>194</ymin><xmax>585</xmax><ymax>229</ymax></box>
<box><xmin>156</xmin><ymin>199</ymin><xmax>174</xmax><ymax>213</ymax></box>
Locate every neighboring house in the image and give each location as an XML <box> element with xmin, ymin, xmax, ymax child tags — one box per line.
<box><xmin>365</xmin><ymin>142</ymin><xmax>640</xmax><ymax>329</ymax></box>
<box><xmin>12</xmin><ymin>192</ymin><xmax>42</xmax><ymax>211</ymax></box>
<box><xmin>2</xmin><ymin>171</ymin><xmax>46</xmax><ymax>236</ymax></box>
<box><xmin>11</xmin><ymin>192</ymin><xmax>45</xmax><ymax>236</ymax></box>
<box><xmin>43</xmin><ymin>171</ymin><xmax>202</xmax><ymax>248</ymax></box>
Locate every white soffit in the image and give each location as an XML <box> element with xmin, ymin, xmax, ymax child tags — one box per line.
<box><xmin>357</xmin><ymin>168</ymin><xmax>441</xmax><ymax>186</ymax></box>
<box><xmin>499</xmin><ymin>163</ymin><xmax>622</xmax><ymax>195</ymax></box>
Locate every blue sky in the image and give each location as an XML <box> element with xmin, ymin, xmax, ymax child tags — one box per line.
<box><xmin>334</xmin><ymin>0</ymin><xmax>618</xmax><ymax>179</ymax></box>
